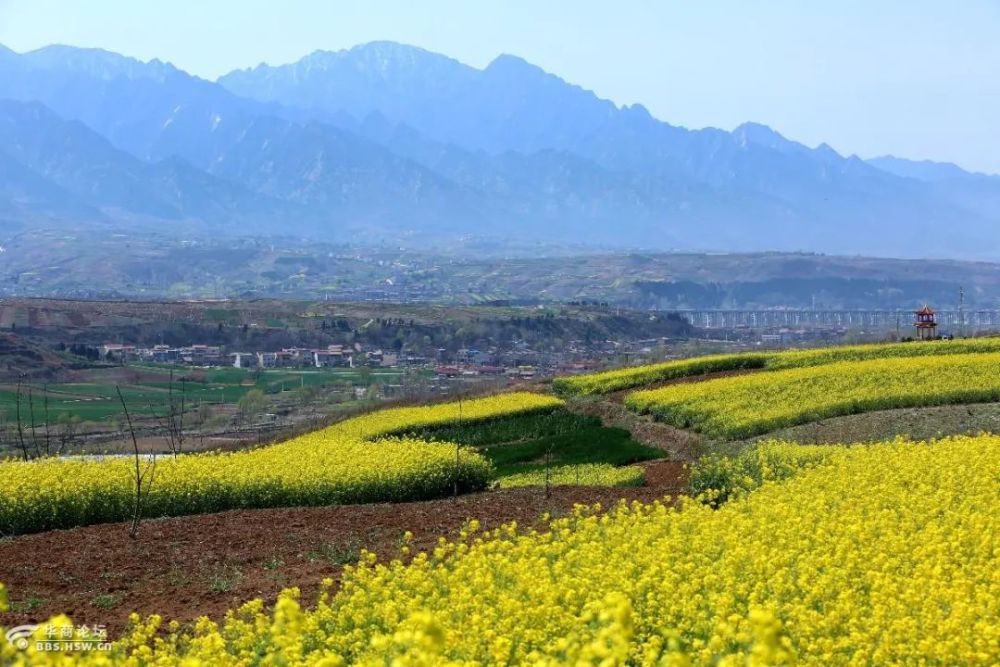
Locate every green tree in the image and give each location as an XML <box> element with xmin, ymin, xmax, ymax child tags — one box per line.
<box><xmin>295</xmin><ymin>385</ymin><xmax>318</xmax><ymax>407</ymax></box>
<box><xmin>238</xmin><ymin>389</ymin><xmax>267</xmax><ymax>427</ymax></box>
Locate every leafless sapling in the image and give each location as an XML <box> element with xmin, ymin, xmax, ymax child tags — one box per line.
<box><xmin>14</xmin><ymin>378</ymin><xmax>28</xmax><ymax>461</ymax></box>
<box><xmin>117</xmin><ymin>385</ymin><xmax>156</xmax><ymax>539</ymax></box>
<box><xmin>42</xmin><ymin>384</ymin><xmax>51</xmax><ymax>457</ymax></box>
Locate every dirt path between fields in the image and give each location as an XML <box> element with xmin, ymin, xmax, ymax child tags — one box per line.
<box><xmin>560</xmin><ymin>367</ymin><xmax>763</xmax><ymax>462</ymax></box>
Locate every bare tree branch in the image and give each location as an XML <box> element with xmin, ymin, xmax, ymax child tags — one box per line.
<box><xmin>26</xmin><ymin>383</ymin><xmax>40</xmax><ymax>458</ymax></box>
<box><xmin>15</xmin><ymin>378</ymin><xmax>28</xmax><ymax>462</ymax></box>
<box><xmin>117</xmin><ymin>385</ymin><xmax>156</xmax><ymax>539</ymax></box>
<box><xmin>42</xmin><ymin>384</ymin><xmax>51</xmax><ymax>457</ymax></box>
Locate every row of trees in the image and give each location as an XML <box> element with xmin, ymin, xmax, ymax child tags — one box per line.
<box><xmin>0</xmin><ymin>380</ymin><xmax>83</xmax><ymax>460</ymax></box>
<box><xmin>1</xmin><ymin>372</ymin><xmax>199</xmax><ymax>461</ymax></box>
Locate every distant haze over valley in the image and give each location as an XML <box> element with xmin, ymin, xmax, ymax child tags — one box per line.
<box><xmin>1</xmin><ymin>41</ymin><xmax>1000</xmax><ymax>262</ymax></box>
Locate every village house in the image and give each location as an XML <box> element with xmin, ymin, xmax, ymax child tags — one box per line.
<box><xmin>314</xmin><ymin>344</ymin><xmax>353</xmax><ymax>368</ymax></box>
<box><xmin>230</xmin><ymin>352</ymin><xmax>257</xmax><ymax>369</ymax></box>
<box><xmin>151</xmin><ymin>344</ymin><xmax>181</xmax><ymax>364</ymax></box>
<box><xmin>181</xmin><ymin>345</ymin><xmax>224</xmax><ymax>366</ymax></box>
<box><xmin>100</xmin><ymin>343</ymin><xmax>138</xmax><ymax>362</ymax></box>
<box><xmin>367</xmin><ymin>349</ymin><xmax>401</xmax><ymax>367</ymax></box>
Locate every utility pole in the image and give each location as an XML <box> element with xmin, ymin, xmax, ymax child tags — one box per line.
<box><xmin>453</xmin><ymin>395</ymin><xmax>463</xmax><ymax>499</ymax></box>
<box><xmin>959</xmin><ymin>286</ymin><xmax>965</xmax><ymax>337</ymax></box>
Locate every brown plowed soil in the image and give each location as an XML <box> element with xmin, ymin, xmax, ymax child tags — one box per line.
<box><xmin>638</xmin><ymin>460</ymin><xmax>689</xmax><ymax>488</ymax></box>
<box><xmin>0</xmin><ymin>471</ymin><xmax>687</xmax><ymax>635</ymax></box>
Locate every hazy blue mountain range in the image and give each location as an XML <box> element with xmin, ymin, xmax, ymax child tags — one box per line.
<box><xmin>1</xmin><ymin>41</ymin><xmax>999</xmax><ymax>257</ymax></box>
<box><xmin>866</xmin><ymin>155</ymin><xmax>1000</xmax><ymax>224</ymax></box>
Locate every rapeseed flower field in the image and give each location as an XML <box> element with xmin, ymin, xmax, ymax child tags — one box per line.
<box><xmin>690</xmin><ymin>439</ymin><xmax>838</xmax><ymax>502</ymax></box>
<box><xmin>626</xmin><ymin>352</ymin><xmax>1000</xmax><ymax>439</ymax></box>
<box><xmin>556</xmin><ymin>336</ymin><xmax>1000</xmax><ymax>396</ymax></box>
<box><xmin>496</xmin><ymin>463</ymin><xmax>644</xmax><ymax>489</ymax></box>
<box><xmin>766</xmin><ymin>335</ymin><xmax>1000</xmax><ymax>369</ymax></box>
<box><xmin>7</xmin><ymin>342</ymin><xmax>1000</xmax><ymax>665</ymax></box>
<box><xmin>0</xmin><ymin>392</ymin><xmax>562</xmax><ymax>534</ymax></box>
<box><xmin>4</xmin><ymin>434</ymin><xmax>998</xmax><ymax>665</ymax></box>
<box><xmin>552</xmin><ymin>352</ymin><xmax>770</xmax><ymax>396</ymax></box>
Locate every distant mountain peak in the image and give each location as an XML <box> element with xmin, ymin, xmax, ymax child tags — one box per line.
<box><xmin>486</xmin><ymin>53</ymin><xmax>533</xmax><ymax>70</ymax></box>
<box><xmin>733</xmin><ymin>123</ymin><xmax>846</xmax><ymax>162</ymax></box>
<box><xmin>813</xmin><ymin>142</ymin><xmax>842</xmax><ymax>160</ymax></box>
<box><xmin>733</xmin><ymin>122</ymin><xmax>787</xmax><ymax>141</ymax></box>
<box><xmin>867</xmin><ymin>155</ymin><xmax>984</xmax><ymax>182</ymax></box>
<box><xmin>348</xmin><ymin>40</ymin><xmax>438</xmax><ymax>58</ymax></box>
<box><xmin>484</xmin><ymin>53</ymin><xmax>572</xmax><ymax>88</ymax></box>
<box><xmin>5</xmin><ymin>41</ymin><xmax>1000</xmax><ymax>259</ymax></box>
<box><xmin>621</xmin><ymin>103</ymin><xmax>653</xmax><ymax>120</ymax></box>
<box><xmin>22</xmin><ymin>43</ymin><xmax>178</xmax><ymax>82</ymax></box>
<box><xmin>734</xmin><ymin>121</ymin><xmax>779</xmax><ymax>134</ymax></box>
<box><xmin>733</xmin><ymin>122</ymin><xmax>790</xmax><ymax>149</ymax></box>
<box><xmin>295</xmin><ymin>41</ymin><xmax>469</xmax><ymax>77</ymax></box>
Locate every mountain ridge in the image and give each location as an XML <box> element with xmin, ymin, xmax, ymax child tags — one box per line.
<box><xmin>867</xmin><ymin>155</ymin><xmax>1000</xmax><ymax>182</ymax></box>
<box><xmin>1</xmin><ymin>40</ymin><xmax>999</xmax><ymax>258</ymax></box>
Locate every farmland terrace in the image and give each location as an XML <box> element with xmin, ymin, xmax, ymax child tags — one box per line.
<box><xmin>3</xmin><ymin>336</ymin><xmax>1000</xmax><ymax>663</ymax></box>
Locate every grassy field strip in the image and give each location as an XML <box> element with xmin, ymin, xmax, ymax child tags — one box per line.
<box><xmin>393</xmin><ymin>408</ymin><xmax>661</xmax><ymax>485</ymax></box>
<box><xmin>0</xmin><ymin>392</ymin><xmax>562</xmax><ymax>535</ymax></box>
<box><xmin>555</xmin><ymin>337</ymin><xmax>1000</xmax><ymax>396</ymax></box>
<box><xmin>0</xmin><ymin>366</ymin><xmax>420</xmax><ymax>423</ymax></box>
<box><xmin>626</xmin><ymin>352</ymin><xmax>1000</xmax><ymax>439</ymax></box>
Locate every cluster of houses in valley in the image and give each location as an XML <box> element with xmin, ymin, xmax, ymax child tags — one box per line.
<box><xmin>99</xmin><ymin>341</ymin><xmax>549</xmax><ymax>380</ymax></box>
<box><xmin>99</xmin><ymin>343</ymin><xmax>372</xmax><ymax>369</ymax></box>
<box><xmin>96</xmin><ymin>336</ymin><xmax>697</xmax><ymax>383</ymax></box>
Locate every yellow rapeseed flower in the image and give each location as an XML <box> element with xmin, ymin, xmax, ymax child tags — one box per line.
<box><xmin>6</xmin><ymin>434</ymin><xmax>997</xmax><ymax>665</ymax></box>
<box><xmin>0</xmin><ymin>392</ymin><xmax>562</xmax><ymax>535</ymax></box>
<box><xmin>627</xmin><ymin>352</ymin><xmax>1000</xmax><ymax>438</ymax></box>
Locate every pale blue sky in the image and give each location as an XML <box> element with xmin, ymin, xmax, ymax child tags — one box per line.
<box><xmin>1</xmin><ymin>0</ymin><xmax>998</xmax><ymax>173</ymax></box>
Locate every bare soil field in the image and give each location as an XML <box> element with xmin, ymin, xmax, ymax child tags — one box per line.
<box><xmin>0</xmin><ymin>462</ymin><xmax>687</xmax><ymax>635</ymax></box>
<box><xmin>758</xmin><ymin>402</ymin><xmax>1000</xmax><ymax>444</ymax></box>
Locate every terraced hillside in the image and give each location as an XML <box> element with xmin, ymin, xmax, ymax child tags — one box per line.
<box><xmin>554</xmin><ymin>337</ymin><xmax>1000</xmax><ymax>396</ymax></box>
<box><xmin>4</xmin><ymin>337</ymin><xmax>1000</xmax><ymax>664</ymax></box>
